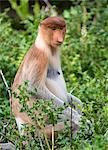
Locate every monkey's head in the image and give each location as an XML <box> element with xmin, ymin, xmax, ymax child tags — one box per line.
<box><xmin>40</xmin><ymin>17</ymin><xmax>66</xmax><ymax>48</ymax></box>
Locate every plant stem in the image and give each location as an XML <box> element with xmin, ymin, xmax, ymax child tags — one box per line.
<box><xmin>52</xmin><ymin>126</ymin><xmax>54</xmax><ymax>150</ymax></box>
<box><xmin>39</xmin><ymin>137</ymin><xmax>44</xmax><ymax>150</ymax></box>
<box><xmin>0</xmin><ymin>70</ymin><xmax>12</xmax><ymax>125</ymax></box>
<box><xmin>36</xmin><ymin>120</ymin><xmax>51</xmax><ymax>150</ymax></box>
<box><xmin>43</xmin><ymin>130</ymin><xmax>51</xmax><ymax>150</ymax></box>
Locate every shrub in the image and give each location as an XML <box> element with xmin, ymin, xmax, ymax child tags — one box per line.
<box><xmin>0</xmin><ymin>1</ymin><xmax>108</xmax><ymax>149</ymax></box>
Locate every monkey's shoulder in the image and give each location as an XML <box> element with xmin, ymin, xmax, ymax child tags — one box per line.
<box><xmin>23</xmin><ymin>45</ymin><xmax>48</xmax><ymax>66</ymax></box>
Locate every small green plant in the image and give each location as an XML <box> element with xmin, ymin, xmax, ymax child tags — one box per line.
<box><xmin>12</xmin><ymin>81</ymin><xmax>69</xmax><ymax>149</ymax></box>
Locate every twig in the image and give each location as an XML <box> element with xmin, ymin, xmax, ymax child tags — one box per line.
<box><xmin>70</xmin><ymin>97</ymin><xmax>73</xmax><ymax>149</ymax></box>
<box><xmin>14</xmin><ymin>138</ymin><xmax>18</xmax><ymax>150</ymax></box>
<box><xmin>52</xmin><ymin>126</ymin><xmax>54</xmax><ymax>150</ymax></box>
<box><xmin>70</xmin><ymin>85</ymin><xmax>78</xmax><ymax>94</ymax></box>
<box><xmin>0</xmin><ymin>70</ymin><xmax>12</xmax><ymax>125</ymax></box>
<box><xmin>43</xmin><ymin>0</ymin><xmax>52</xmax><ymax>9</ymax></box>
<box><xmin>35</xmin><ymin>120</ymin><xmax>51</xmax><ymax>150</ymax></box>
<box><xmin>39</xmin><ymin>137</ymin><xmax>45</xmax><ymax>150</ymax></box>
<box><xmin>42</xmin><ymin>128</ymin><xmax>51</xmax><ymax>150</ymax></box>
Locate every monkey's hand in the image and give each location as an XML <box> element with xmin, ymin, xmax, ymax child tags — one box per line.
<box><xmin>37</xmin><ymin>86</ymin><xmax>81</xmax><ymax>131</ymax></box>
<box><xmin>61</xmin><ymin>107</ymin><xmax>81</xmax><ymax>134</ymax></box>
<box><xmin>67</xmin><ymin>93</ymin><xmax>83</xmax><ymax>115</ymax></box>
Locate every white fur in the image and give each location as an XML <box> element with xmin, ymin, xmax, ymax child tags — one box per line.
<box><xmin>35</xmin><ymin>27</ymin><xmax>51</xmax><ymax>57</ymax></box>
<box><xmin>46</xmin><ymin>70</ymin><xmax>68</xmax><ymax>101</ymax></box>
<box><xmin>15</xmin><ymin>117</ymin><xmax>24</xmax><ymax>135</ymax></box>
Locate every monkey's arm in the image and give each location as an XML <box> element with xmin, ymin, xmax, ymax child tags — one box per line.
<box><xmin>29</xmin><ymin>75</ymin><xmax>80</xmax><ymax>126</ymax></box>
<box><xmin>37</xmin><ymin>86</ymin><xmax>81</xmax><ymax>125</ymax></box>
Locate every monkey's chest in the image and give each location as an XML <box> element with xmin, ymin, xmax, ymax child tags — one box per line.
<box><xmin>47</xmin><ymin>67</ymin><xmax>60</xmax><ymax>79</ymax></box>
<box><xmin>46</xmin><ymin>67</ymin><xmax>67</xmax><ymax>101</ymax></box>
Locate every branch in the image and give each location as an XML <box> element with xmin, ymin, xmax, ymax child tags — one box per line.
<box><xmin>43</xmin><ymin>0</ymin><xmax>52</xmax><ymax>9</ymax></box>
<box><xmin>0</xmin><ymin>70</ymin><xmax>12</xmax><ymax>124</ymax></box>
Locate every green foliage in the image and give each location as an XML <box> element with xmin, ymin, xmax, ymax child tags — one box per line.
<box><xmin>8</xmin><ymin>0</ymin><xmax>41</xmax><ymax>20</ymax></box>
<box><xmin>8</xmin><ymin>0</ymin><xmax>57</xmax><ymax>20</ymax></box>
<box><xmin>9</xmin><ymin>0</ymin><xmax>30</xmax><ymax>19</ymax></box>
<box><xmin>10</xmin><ymin>81</ymin><xmax>69</xmax><ymax>149</ymax></box>
<box><xmin>0</xmin><ymin>1</ymin><xmax>108</xmax><ymax>149</ymax></box>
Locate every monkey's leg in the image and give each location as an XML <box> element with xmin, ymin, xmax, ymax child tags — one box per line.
<box><xmin>44</xmin><ymin>118</ymin><xmax>79</xmax><ymax>138</ymax></box>
<box><xmin>14</xmin><ymin>102</ymin><xmax>80</xmax><ymax>139</ymax></box>
<box><xmin>15</xmin><ymin>115</ymin><xmax>72</xmax><ymax>139</ymax></box>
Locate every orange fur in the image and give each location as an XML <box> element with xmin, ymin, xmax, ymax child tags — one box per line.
<box><xmin>40</xmin><ymin>17</ymin><xmax>66</xmax><ymax>29</ymax></box>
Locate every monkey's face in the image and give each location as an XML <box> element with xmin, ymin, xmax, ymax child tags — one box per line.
<box><xmin>40</xmin><ymin>17</ymin><xmax>66</xmax><ymax>48</ymax></box>
<box><xmin>41</xmin><ymin>27</ymin><xmax>66</xmax><ymax>48</ymax></box>
<box><xmin>50</xmin><ymin>27</ymin><xmax>66</xmax><ymax>48</ymax></box>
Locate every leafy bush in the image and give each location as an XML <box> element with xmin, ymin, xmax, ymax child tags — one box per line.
<box><xmin>0</xmin><ymin>1</ymin><xmax>108</xmax><ymax>149</ymax></box>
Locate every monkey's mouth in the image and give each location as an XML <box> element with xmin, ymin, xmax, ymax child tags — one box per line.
<box><xmin>54</xmin><ymin>42</ymin><xmax>62</xmax><ymax>46</ymax></box>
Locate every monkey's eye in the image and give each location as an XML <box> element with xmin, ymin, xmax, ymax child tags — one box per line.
<box><xmin>60</xmin><ymin>27</ymin><xmax>63</xmax><ymax>30</ymax></box>
<box><xmin>51</xmin><ymin>27</ymin><xmax>56</xmax><ymax>30</ymax></box>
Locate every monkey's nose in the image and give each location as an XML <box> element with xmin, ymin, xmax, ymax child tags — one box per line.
<box><xmin>57</xmin><ymin>37</ymin><xmax>64</xmax><ymax>44</ymax></box>
<box><xmin>57</xmin><ymin>41</ymin><xmax>62</xmax><ymax>44</ymax></box>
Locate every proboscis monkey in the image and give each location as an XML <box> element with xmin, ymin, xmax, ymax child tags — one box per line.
<box><xmin>12</xmin><ymin>17</ymin><xmax>82</xmax><ymax>138</ymax></box>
